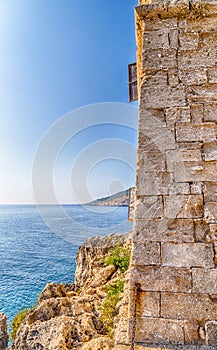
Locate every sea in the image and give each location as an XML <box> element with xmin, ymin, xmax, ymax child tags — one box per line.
<box><xmin>0</xmin><ymin>204</ymin><xmax>132</xmax><ymax>330</ymax></box>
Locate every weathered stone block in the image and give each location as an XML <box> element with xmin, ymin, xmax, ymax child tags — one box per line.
<box><xmin>175</xmin><ymin>161</ymin><xmax>217</xmax><ymax>182</ymax></box>
<box><xmin>139</xmin><ymin>108</ymin><xmax>166</xmax><ymax>130</ymax></box>
<box><xmin>184</xmin><ymin>320</ymin><xmax>202</xmax><ymax>345</ymax></box>
<box><xmin>135</xmin><ymin>317</ymin><xmax>184</xmax><ymax>344</ymax></box>
<box><xmin>204</xmin><ymin>103</ymin><xmax>217</xmax><ymax>122</ymax></box>
<box><xmin>134</xmin><ymin>219</ymin><xmax>194</xmax><ymax>243</ymax></box>
<box><xmin>177</xmin><ymin>142</ymin><xmax>203</xmax><ymax>150</ymax></box>
<box><xmin>166</xmin><ymin>150</ymin><xmax>202</xmax><ymax>172</ymax></box>
<box><xmin>190</xmin><ymin>182</ymin><xmax>203</xmax><ymax>195</ymax></box>
<box><xmin>176</xmin><ymin>122</ymin><xmax>217</xmax><ymax>142</ymax></box>
<box><xmin>204</xmin><ymin>182</ymin><xmax>217</xmax><ymax>202</ymax></box>
<box><xmin>194</xmin><ymin>219</ymin><xmax>210</xmax><ymax>242</ymax></box>
<box><xmin>178</xmin><ymin>31</ymin><xmax>199</xmax><ymax>50</ymax></box>
<box><xmin>136</xmin><ymin>171</ymin><xmax>190</xmax><ymax>196</ymax></box>
<box><xmin>168</xmin><ymin>69</ymin><xmax>179</xmax><ymax>87</ymax></box>
<box><xmin>205</xmin><ymin>321</ymin><xmax>217</xmax><ymax>346</ymax></box>
<box><xmin>162</xmin><ymin>243</ymin><xmax>214</xmax><ymax>268</ymax></box>
<box><xmin>135</xmin><ymin>292</ymin><xmax>160</xmax><ymax>318</ymax></box>
<box><xmin>131</xmin><ymin>266</ymin><xmax>192</xmax><ymax>292</ymax></box>
<box><xmin>141</xmin><ymin>83</ymin><xmax>186</xmax><ymax>109</ymax></box>
<box><xmin>166</xmin><ymin>107</ymin><xmax>191</xmax><ymax>128</ymax></box>
<box><xmin>161</xmin><ymin>292</ymin><xmax>217</xmax><ymax>321</ymax></box>
<box><xmin>143</xmin><ymin>18</ymin><xmax>178</xmax><ymax>32</ymax></box>
<box><xmin>210</xmin><ymin>224</ymin><xmax>217</xmax><ymax>240</ymax></box>
<box><xmin>141</xmin><ymin>70</ymin><xmax>168</xmax><ymax>87</ymax></box>
<box><xmin>190</xmin><ymin>104</ymin><xmax>204</xmax><ymax>123</ymax></box>
<box><xmin>184</xmin><ymin>16</ymin><xmax>217</xmax><ymax>34</ymax></box>
<box><xmin>138</xmin><ymin>128</ymin><xmax>170</xmax><ymax>174</ymax></box>
<box><xmin>169</xmin><ymin>29</ymin><xmax>179</xmax><ymax>49</ymax></box>
<box><xmin>139</xmin><ymin>125</ymin><xmax>176</xmax><ymax>152</ymax></box>
<box><xmin>137</xmin><ymin>148</ymin><xmax>166</xmax><ymax>172</ymax></box>
<box><xmin>205</xmin><ymin>202</ymin><xmax>217</xmax><ymax>221</ymax></box>
<box><xmin>179</xmin><ymin>68</ymin><xmax>207</xmax><ymax>86</ymax></box>
<box><xmin>178</xmin><ymin>49</ymin><xmax>217</xmax><ymax>69</ymax></box>
<box><xmin>143</xmin><ymin>31</ymin><xmax>169</xmax><ymax>49</ymax></box>
<box><xmin>208</xmin><ymin>67</ymin><xmax>217</xmax><ymax>84</ymax></box>
<box><xmin>203</xmin><ymin>141</ymin><xmax>217</xmax><ymax>161</ymax></box>
<box><xmin>163</xmin><ymin>195</ymin><xmax>204</xmax><ymax>219</ymax></box>
<box><xmin>132</xmin><ymin>242</ymin><xmax>160</xmax><ymax>266</ymax></box>
<box><xmin>142</xmin><ymin>48</ymin><xmax>177</xmax><ymax>70</ymax></box>
<box><xmin>136</xmin><ymin>196</ymin><xmax>163</xmax><ymax>220</ymax></box>
<box><xmin>192</xmin><ymin>268</ymin><xmax>217</xmax><ymax>294</ymax></box>
<box><xmin>187</xmin><ymin>84</ymin><xmax>217</xmax><ymax>104</ymax></box>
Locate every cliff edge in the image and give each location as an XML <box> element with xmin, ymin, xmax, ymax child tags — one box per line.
<box><xmin>8</xmin><ymin>232</ymin><xmax>131</xmax><ymax>350</ymax></box>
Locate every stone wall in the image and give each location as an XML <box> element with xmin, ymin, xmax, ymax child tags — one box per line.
<box><xmin>115</xmin><ymin>0</ymin><xmax>217</xmax><ymax>348</ymax></box>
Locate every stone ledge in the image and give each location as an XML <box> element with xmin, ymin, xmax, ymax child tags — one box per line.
<box><xmin>135</xmin><ymin>1</ymin><xmax>217</xmax><ymax>20</ymax></box>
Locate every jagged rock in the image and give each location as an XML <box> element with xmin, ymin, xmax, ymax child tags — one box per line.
<box><xmin>10</xmin><ymin>232</ymin><xmax>131</xmax><ymax>350</ymax></box>
<box><xmin>0</xmin><ymin>313</ymin><xmax>8</xmax><ymax>350</ymax></box>
<box><xmin>80</xmin><ymin>336</ymin><xmax>114</xmax><ymax>350</ymax></box>
<box><xmin>75</xmin><ymin>232</ymin><xmax>130</xmax><ymax>288</ymax></box>
<box><xmin>38</xmin><ymin>282</ymin><xmax>76</xmax><ymax>304</ymax></box>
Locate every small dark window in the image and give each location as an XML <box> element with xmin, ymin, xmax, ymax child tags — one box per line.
<box><xmin>128</xmin><ymin>63</ymin><xmax>138</xmax><ymax>102</ymax></box>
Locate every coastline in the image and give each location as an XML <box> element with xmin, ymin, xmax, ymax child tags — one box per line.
<box><xmin>3</xmin><ymin>232</ymin><xmax>131</xmax><ymax>350</ymax></box>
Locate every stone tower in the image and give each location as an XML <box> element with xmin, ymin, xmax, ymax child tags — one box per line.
<box><xmin>116</xmin><ymin>0</ymin><xmax>217</xmax><ymax>349</ymax></box>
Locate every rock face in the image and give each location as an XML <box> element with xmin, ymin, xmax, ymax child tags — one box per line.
<box><xmin>10</xmin><ymin>232</ymin><xmax>131</xmax><ymax>350</ymax></box>
<box><xmin>0</xmin><ymin>313</ymin><xmax>8</xmax><ymax>350</ymax></box>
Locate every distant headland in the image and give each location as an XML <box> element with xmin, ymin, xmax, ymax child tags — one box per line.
<box><xmin>87</xmin><ymin>189</ymin><xmax>129</xmax><ymax>207</ymax></box>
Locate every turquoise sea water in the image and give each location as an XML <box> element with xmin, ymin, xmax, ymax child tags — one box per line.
<box><xmin>0</xmin><ymin>204</ymin><xmax>132</xmax><ymax>327</ymax></box>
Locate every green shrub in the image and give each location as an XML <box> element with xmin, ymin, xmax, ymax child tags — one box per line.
<box><xmin>10</xmin><ymin>307</ymin><xmax>31</xmax><ymax>341</ymax></box>
<box><xmin>103</xmin><ymin>245</ymin><xmax>131</xmax><ymax>273</ymax></box>
<box><xmin>100</xmin><ymin>279</ymin><xmax>124</xmax><ymax>338</ymax></box>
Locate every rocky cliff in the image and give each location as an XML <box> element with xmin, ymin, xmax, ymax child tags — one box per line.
<box><xmin>0</xmin><ymin>313</ymin><xmax>8</xmax><ymax>350</ymax></box>
<box><xmin>87</xmin><ymin>190</ymin><xmax>129</xmax><ymax>207</ymax></box>
<box><xmin>8</xmin><ymin>232</ymin><xmax>131</xmax><ymax>350</ymax></box>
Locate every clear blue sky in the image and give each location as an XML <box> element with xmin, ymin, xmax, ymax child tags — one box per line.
<box><xmin>0</xmin><ymin>0</ymin><xmax>138</xmax><ymax>204</ymax></box>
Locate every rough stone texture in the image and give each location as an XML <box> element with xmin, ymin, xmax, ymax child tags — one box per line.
<box><xmin>135</xmin><ymin>317</ymin><xmax>185</xmax><ymax>345</ymax></box>
<box><xmin>122</xmin><ymin>0</ymin><xmax>217</xmax><ymax>348</ymax></box>
<box><xmin>176</xmin><ymin>123</ymin><xmax>217</xmax><ymax>142</ymax></box>
<box><xmin>80</xmin><ymin>336</ymin><xmax>114</xmax><ymax>350</ymax></box>
<box><xmin>205</xmin><ymin>321</ymin><xmax>217</xmax><ymax>347</ymax></box>
<box><xmin>163</xmin><ymin>195</ymin><xmax>204</xmax><ymax>219</ymax></box>
<box><xmin>134</xmin><ymin>219</ymin><xmax>194</xmax><ymax>243</ymax></box>
<box><xmin>131</xmin><ymin>266</ymin><xmax>192</xmax><ymax>292</ymax></box>
<box><xmin>135</xmin><ymin>292</ymin><xmax>160</xmax><ymax>318</ymax></box>
<box><xmin>132</xmin><ymin>242</ymin><xmax>161</xmax><ymax>266</ymax></box>
<box><xmin>161</xmin><ymin>243</ymin><xmax>214</xmax><ymax>268</ymax></box>
<box><xmin>203</xmin><ymin>141</ymin><xmax>217</xmax><ymax>161</ymax></box>
<box><xmin>204</xmin><ymin>103</ymin><xmax>217</xmax><ymax>122</ymax></box>
<box><xmin>75</xmin><ymin>232</ymin><xmax>130</xmax><ymax>288</ymax></box>
<box><xmin>161</xmin><ymin>292</ymin><xmax>217</xmax><ymax>321</ymax></box>
<box><xmin>192</xmin><ymin>268</ymin><xmax>217</xmax><ymax>293</ymax></box>
<box><xmin>10</xmin><ymin>233</ymin><xmax>131</xmax><ymax>350</ymax></box>
<box><xmin>175</xmin><ymin>161</ymin><xmax>217</xmax><ymax>182</ymax></box>
<box><xmin>136</xmin><ymin>196</ymin><xmax>163</xmax><ymax>220</ymax></box>
<box><xmin>194</xmin><ymin>219</ymin><xmax>210</xmax><ymax>242</ymax></box>
<box><xmin>166</xmin><ymin>150</ymin><xmax>202</xmax><ymax>172</ymax></box>
<box><xmin>0</xmin><ymin>313</ymin><xmax>8</xmax><ymax>350</ymax></box>
<box><xmin>136</xmin><ymin>171</ymin><xmax>190</xmax><ymax>195</ymax></box>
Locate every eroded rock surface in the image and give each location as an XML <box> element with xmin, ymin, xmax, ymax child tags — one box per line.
<box><xmin>10</xmin><ymin>232</ymin><xmax>131</xmax><ymax>350</ymax></box>
<box><xmin>0</xmin><ymin>313</ymin><xmax>8</xmax><ymax>350</ymax></box>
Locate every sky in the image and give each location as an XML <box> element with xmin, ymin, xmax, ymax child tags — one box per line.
<box><xmin>0</xmin><ymin>0</ymin><xmax>138</xmax><ymax>204</ymax></box>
